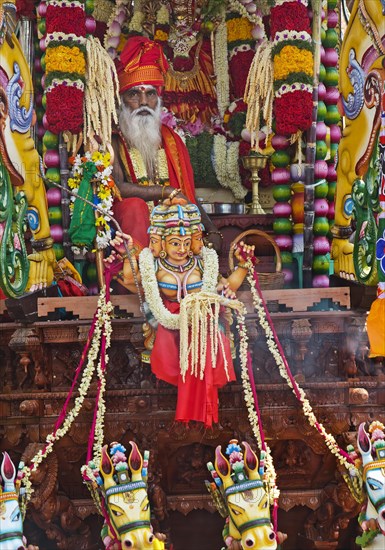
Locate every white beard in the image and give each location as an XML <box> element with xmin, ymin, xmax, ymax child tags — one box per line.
<box><xmin>119</xmin><ymin>99</ymin><xmax>162</xmax><ymax>181</ymax></box>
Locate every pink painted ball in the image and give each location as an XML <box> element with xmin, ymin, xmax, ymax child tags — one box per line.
<box><xmin>314</xmin><ymin>160</ymin><xmax>328</xmax><ymax>179</ymax></box>
<box><xmin>329</xmin><ymin>124</ymin><xmax>341</xmax><ymax>143</ymax></box>
<box><xmin>44</xmin><ymin>149</ymin><xmax>60</xmax><ymax>168</ymax></box>
<box><xmin>271</xmin><ymin>167</ymin><xmax>291</xmax><ymax>185</ymax></box>
<box><xmin>85</xmin><ymin>16</ymin><xmax>96</xmax><ymax>34</ymax></box>
<box><xmin>327</xmin><ymin>9</ymin><xmax>338</xmax><ymax>28</ymax></box>
<box><xmin>282</xmin><ymin>268</ymin><xmax>294</xmax><ymax>284</ymax></box>
<box><xmin>37</xmin><ymin>2</ymin><xmax>47</xmax><ymax>16</ymax></box>
<box><xmin>275</xmin><ymin>234</ymin><xmax>293</xmax><ymax>251</ymax></box>
<box><xmin>318</xmin><ymin>82</ymin><xmax>326</xmax><ymax>101</ymax></box>
<box><xmin>323</xmin><ymin>48</ymin><xmax>339</xmax><ymax>67</ymax></box>
<box><xmin>273</xmin><ymin>202</ymin><xmax>292</xmax><ymax>217</ymax></box>
<box><xmin>50</xmin><ymin>224</ymin><xmax>63</xmax><ymax>243</ymax></box>
<box><xmin>327</xmin><ymin>163</ymin><xmax>337</xmax><ymax>182</ymax></box>
<box><xmin>46</xmin><ymin>187</ymin><xmax>62</xmax><ymax>207</ymax></box>
<box><xmin>272</xmin><ymin>134</ymin><xmax>290</xmax><ymax>150</ymax></box>
<box><xmin>324</xmin><ymin>87</ymin><xmax>340</xmax><ymax>105</ymax></box>
<box><xmin>327</xmin><ymin>201</ymin><xmax>335</xmax><ymax>220</ymax></box>
<box><xmin>313</xmin><ymin>236</ymin><xmax>331</xmax><ymax>255</ymax></box>
<box><xmin>314</xmin><ymin>198</ymin><xmax>329</xmax><ymax>216</ymax></box>
<box><xmin>312</xmin><ymin>274</ymin><xmax>330</xmax><ymax>287</ymax></box>
<box><xmin>316</xmin><ymin>121</ymin><xmax>328</xmax><ymax>141</ymax></box>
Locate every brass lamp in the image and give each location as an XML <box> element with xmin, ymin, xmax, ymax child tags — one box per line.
<box><xmin>242</xmin><ymin>152</ymin><xmax>270</xmax><ymax>215</ymax></box>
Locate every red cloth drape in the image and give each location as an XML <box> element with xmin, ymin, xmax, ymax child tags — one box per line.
<box><xmin>150</xmin><ymin>299</ymin><xmax>235</xmax><ymax>427</ymax></box>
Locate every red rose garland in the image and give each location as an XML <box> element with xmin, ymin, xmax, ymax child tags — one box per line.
<box><xmin>44</xmin><ymin>0</ymin><xmax>86</xmax><ymax>134</ymax></box>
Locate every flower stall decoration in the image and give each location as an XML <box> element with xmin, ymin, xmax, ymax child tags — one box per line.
<box><xmin>271</xmin><ymin>0</ymin><xmax>314</xmax><ymax>138</ymax></box>
<box><xmin>44</xmin><ymin>0</ymin><xmax>87</xmax><ymax>135</ymax></box>
<box><xmin>68</xmin><ymin>151</ymin><xmax>118</xmax><ymax>252</ymax></box>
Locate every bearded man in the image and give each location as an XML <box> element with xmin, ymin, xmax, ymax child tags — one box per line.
<box><xmin>111</xmin><ymin>36</ymin><xmax>222</xmax><ymax>252</ymax></box>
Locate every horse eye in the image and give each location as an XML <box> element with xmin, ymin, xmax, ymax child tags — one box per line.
<box><xmin>113</xmin><ymin>510</ymin><xmax>123</xmax><ymax>517</ymax></box>
<box><xmin>262</xmin><ymin>500</ymin><xmax>268</xmax><ymax>509</ymax></box>
<box><xmin>12</xmin><ymin>512</ymin><xmax>20</xmax><ymax>522</ymax></box>
<box><xmin>368</xmin><ymin>482</ymin><xmax>380</xmax><ymax>491</ymax></box>
<box><xmin>231</xmin><ymin>509</ymin><xmax>241</xmax><ymax>516</ymax></box>
<box><xmin>143</xmin><ymin>503</ymin><xmax>149</xmax><ymax>511</ymax></box>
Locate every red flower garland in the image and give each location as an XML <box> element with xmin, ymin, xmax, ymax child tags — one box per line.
<box><xmin>46</xmin><ymin>5</ymin><xmax>86</xmax><ymax>35</ymax></box>
<box><xmin>270</xmin><ymin>3</ymin><xmax>311</xmax><ymax>37</ymax></box>
<box><xmin>46</xmin><ymin>85</ymin><xmax>83</xmax><ymax>134</ymax></box>
<box><xmin>274</xmin><ymin>90</ymin><xmax>313</xmax><ymax>135</ymax></box>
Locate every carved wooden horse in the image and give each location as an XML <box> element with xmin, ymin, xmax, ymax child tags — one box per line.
<box><xmin>98</xmin><ymin>442</ymin><xmax>164</xmax><ymax>550</ymax></box>
<box><xmin>356</xmin><ymin>422</ymin><xmax>385</xmax><ymax>549</ymax></box>
<box><xmin>0</xmin><ymin>452</ymin><xmax>24</xmax><ymax>550</ymax></box>
<box><xmin>209</xmin><ymin>441</ymin><xmax>277</xmax><ymax>550</ymax></box>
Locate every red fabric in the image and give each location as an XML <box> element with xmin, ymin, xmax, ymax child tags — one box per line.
<box><xmin>160</xmin><ymin>125</ymin><xmax>196</xmax><ymax>203</ymax></box>
<box><xmin>150</xmin><ymin>299</ymin><xmax>235</xmax><ymax>427</ymax></box>
<box><xmin>112</xmin><ymin>197</ymin><xmax>150</xmax><ymax>250</ymax></box>
<box><xmin>117</xmin><ymin>36</ymin><xmax>169</xmax><ymax>92</ymax></box>
<box><xmin>117</xmin><ymin>126</ymin><xmax>196</xmax><ymax>203</ymax></box>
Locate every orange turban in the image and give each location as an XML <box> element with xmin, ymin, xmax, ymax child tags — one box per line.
<box><xmin>117</xmin><ymin>36</ymin><xmax>169</xmax><ymax>93</ymax></box>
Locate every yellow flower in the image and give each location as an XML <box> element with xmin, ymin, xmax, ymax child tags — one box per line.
<box><xmin>227</xmin><ymin>17</ymin><xmax>253</xmax><ymax>43</ymax></box>
<box><xmin>45</xmin><ymin>45</ymin><xmax>86</xmax><ymax>75</ymax></box>
<box><xmin>91</xmin><ymin>151</ymin><xmax>102</xmax><ymax>162</ymax></box>
<box><xmin>274</xmin><ymin>45</ymin><xmax>313</xmax><ymax>80</ymax></box>
<box><xmin>154</xmin><ymin>29</ymin><xmax>168</xmax><ymax>42</ymax></box>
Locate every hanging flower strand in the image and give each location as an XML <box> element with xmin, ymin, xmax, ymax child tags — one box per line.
<box><xmin>20</xmin><ymin>285</ymin><xmax>113</xmax><ymax>513</ymax></box>
<box><xmin>240</xmin><ymin>256</ymin><xmax>358</xmax><ymax>476</ymax></box>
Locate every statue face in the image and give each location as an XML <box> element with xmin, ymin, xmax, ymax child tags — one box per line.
<box><xmin>149</xmin><ymin>235</ymin><xmax>162</xmax><ymax>257</ymax></box>
<box><xmin>191</xmin><ymin>231</ymin><xmax>203</xmax><ymax>255</ymax></box>
<box><xmin>163</xmin><ymin>234</ymin><xmax>192</xmax><ymax>264</ymax></box>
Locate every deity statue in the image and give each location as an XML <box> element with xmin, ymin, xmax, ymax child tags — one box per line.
<box><xmin>0</xmin><ymin>0</ymin><xmax>55</xmax><ymax>297</ymax></box>
<box><xmin>107</xmin><ymin>200</ymin><xmax>254</xmax><ymax>427</ymax></box>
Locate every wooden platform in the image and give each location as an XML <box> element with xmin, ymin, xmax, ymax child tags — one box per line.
<box><xmin>1</xmin><ymin>287</ymin><xmax>350</xmax><ymax>321</ymax></box>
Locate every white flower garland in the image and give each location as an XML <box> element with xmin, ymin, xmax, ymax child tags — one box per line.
<box><xmin>213</xmin><ymin>134</ymin><xmax>247</xmax><ymax>200</ymax></box>
<box><xmin>20</xmin><ymin>287</ymin><xmax>113</xmax><ymax>512</ymax></box>
<box><xmin>235</xmin><ymin>306</ymin><xmax>279</xmax><ymax>501</ymax></box>
<box><xmin>138</xmin><ymin>246</ymin><xmax>218</xmax><ymax>330</ymax></box>
<box><xmin>245</xmin><ymin>263</ymin><xmax>358</xmax><ymax>476</ymax></box>
<box><xmin>273</xmin><ymin>29</ymin><xmax>312</xmax><ymax>45</ymax></box>
<box><xmin>275</xmin><ymin>82</ymin><xmax>313</xmax><ymax>99</ymax></box>
<box><xmin>214</xmin><ymin>17</ymin><xmax>230</xmax><ymax>118</ymax></box>
<box><xmin>228</xmin><ymin>0</ymin><xmax>265</xmax><ymax>28</ymax></box>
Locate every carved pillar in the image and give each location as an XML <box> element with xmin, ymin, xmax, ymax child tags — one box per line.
<box><xmin>8</xmin><ymin>327</ymin><xmax>46</xmax><ymax>389</ymax></box>
<box><xmin>292</xmin><ymin>318</ymin><xmax>312</xmax><ymax>382</ymax></box>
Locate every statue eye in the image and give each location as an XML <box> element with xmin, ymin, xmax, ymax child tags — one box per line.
<box><xmin>112</xmin><ymin>510</ymin><xmax>123</xmax><ymax>517</ymax></box>
<box><xmin>261</xmin><ymin>500</ymin><xmax>268</xmax><ymax>509</ymax></box>
<box><xmin>368</xmin><ymin>481</ymin><xmax>381</xmax><ymax>491</ymax></box>
<box><xmin>12</xmin><ymin>512</ymin><xmax>20</xmax><ymax>522</ymax></box>
<box><xmin>231</xmin><ymin>508</ymin><xmax>241</xmax><ymax>516</ymax></box>
<box><xmin>142</xmin><ymin>503</ymin><xmax>149</xmax><ymax>511</ymax></box>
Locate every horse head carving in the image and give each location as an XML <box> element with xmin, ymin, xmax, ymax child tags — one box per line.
<box><xmin>0</xmin><ymin>451</ymin><xmax>24</xmax><ymax>550</ymax></box>
<box><xmin>207</xmin><ymin>440</ymin><xmax>277</xmax><ymax>550</ymax></box>
<box><xmin>85</xmin><ymin>441</ymin><xmax>164</xmax><ymax>550</ymax></box>
<box><xmin>345</xmin><ymin>422</ymin><xmax>385</xmax><ymax>549</ymax></box>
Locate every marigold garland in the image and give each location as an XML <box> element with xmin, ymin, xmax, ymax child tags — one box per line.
<box><xmin>273</xmin><ymin>45</ymin><xmax>313</xmax><ymax>80</ymax></box>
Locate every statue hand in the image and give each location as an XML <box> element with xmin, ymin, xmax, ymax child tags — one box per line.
<box><xmin>110</xmin><ymin>231</ymin><xmax>134</xmax><ymax>258</ymax></box>
<box><xmin>217</xmin><ymin>282</ymin><xmax>236</xmax><ymax>301</ymax></box>
<box><xmin>27</xmin><ymin>248</ymin><xmax>56</xmax><ymax>292</ymax></box>
<box><xmin>234</xmin><ymin>240</ymin><xmax>255</xmax><ymax>263</ymax></box>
